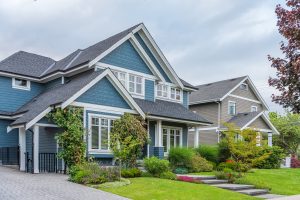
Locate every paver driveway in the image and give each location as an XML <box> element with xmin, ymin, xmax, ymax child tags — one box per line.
<box><xmin>0</xmin><ymin>166</ymin><xmax>128</xmax><ymax>200</ymax></box>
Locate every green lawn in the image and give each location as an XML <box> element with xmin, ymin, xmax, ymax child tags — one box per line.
<box><xmin>236</xmin><ymin>168</ymin><xmax>300</xmax><ymax>195</ymax></box>
<box><xmin>101</xmin><ymin>177</ymin><xmax>257</xmax><ymax>200</ymax></box>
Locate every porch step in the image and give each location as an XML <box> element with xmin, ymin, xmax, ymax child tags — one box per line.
<box><xmin>176</xmin><ymin>175</ymin><xmax>216</xmax><ymax>181</ymax></box>
<box><xmin>201</xmin><ymin>179</ymin><xmax>228</xmax><ymax>184</ymax></box>
<box><xmin>237</xmin><ymin>189</ymin><xmax>269</xmax><ymax>196</ymax></box>
<box><xmin>255</xmin><ymin>194</ymin><xmax>286</xmax><ymax>199</ymax></box>
<box><xmin>212</xmin><ymin>183</ymin><xmax>255</xmax><ymax>191</ymax></box>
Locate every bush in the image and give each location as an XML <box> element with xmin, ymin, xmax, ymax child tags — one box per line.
<box><xmin>218</xmin><ymin>139</ymin><xmax>231</xmax><ymax>163</ymax></box>
<box><xmin>69</xmin><ymin>162</ymin><xmax>119</xmax><ymax>184</ymax></box>
<box><xmin>195</xmin><ymin>145</ymin><xmax>219</xmax><ymax>164</ymax></box>
<box><xmin>253</xmin><ymin>146</ymin><xmax>285</xmax><ymax>169</ymax></box>
<box><xmin>174</xmin><ymin>167</ymin><xmax>189</xmax><ymax>174</ymax></box>
<box><xmin>217</xmin><ymin>160</ymin><xmax>250</xmax><ymax>172</ymax></box>
<box><xmin>291</xmin><ymin>155</ymin><xmax>300</xmax><ymax>168</ymax></box>
<box><xmin>190</xmin><ymin>155</ymin><xmax>213</xmax><ymax>172</ymax></box>
<box><xmin>168</xmin><ymin>147</ymin><xmax>194</xmax><ymax>170</ymax></box>
<box><xmin>215</xmin><ymin>168</ymin><xmax>241</xmax><ymax>183</ymax></box>
<box><xmin>121</xmin><ymin>168</ymin><xmax>142</xmax><ymax>178</ymax></box>
<box><xmin>144</xmin><ymin>157</ymin><xmax>170</xmax><ymax>177</ymax></box>
<box><xmin>159</xmin><ymin>171</ymin><xmax>177</xmax><ymax>180</ymax></box>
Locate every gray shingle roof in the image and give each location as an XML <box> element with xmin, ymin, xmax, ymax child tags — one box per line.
<box><xmin>190</xmin><ymin>76</ymin><xmax>247</xmax><ymax>104</ymax></box>
<box><xmin>0</xmin><ymin>51</ymin><xmax>55</xmax><ymax>78</ymax></box>
<box><xmin>11</xmin><ymin>69</ymin><xmax>105</xmax><ymax>126</ymax></box>
<box><xmin>179</xmin><ymin>78</ymin><xmax>197</xmax><ymax>90</ymax></box>
<box><xmin>222</xmin><ymin>111</ymin><xmax>261</xmax><ymax>128</ymax></box>
<box><xmin>134</xmin><ymin>98</ymin><xmax>211</xmax><ymax>124</ymax></box>
<box><xmin>0</xmin><ymin>24</ymin><xmax>141</xmax><ymax>78</ymax></box>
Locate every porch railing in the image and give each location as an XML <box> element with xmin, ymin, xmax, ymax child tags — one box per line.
<box><xmin>39</xmin><ymin>153</ymin><xmax>57</xmax><ymax>173</ymax></box>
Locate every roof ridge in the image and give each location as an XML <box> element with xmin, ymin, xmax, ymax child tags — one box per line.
<box><xmin>63</xmin><ymin>50</ymin><xmax>83</xmax><ymax>71</ymax></box>
<box><xmin>195</xmin><ymin>75</ymin><xmax>248</xmax><ymax>87</ymax></box>
<box><xmin>18</xmin><ymin>50</ymin><xmax>56</xmax><ymax>62</ymax></box>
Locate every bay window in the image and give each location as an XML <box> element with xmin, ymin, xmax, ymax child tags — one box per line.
<box><xmin>90</xmin><ymin>116</ymin><xmax>114</xmax><ymax>151</ymax></box>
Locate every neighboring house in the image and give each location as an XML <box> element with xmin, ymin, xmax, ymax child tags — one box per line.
<box><xmin>188</xmin><ymin>76</ymin><xmax>279</xmax><ymax>147</ymax></box>
<box><xmin>0</xmin><ymin>23</ymin><xmax>211</xmax><ymax>173</ymax></box>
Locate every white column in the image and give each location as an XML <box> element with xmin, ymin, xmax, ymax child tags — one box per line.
<box><xmin>19</xmin><ymin>127</ymin><xmax>26</xmax><ymax>171</ymax></box>
<box><xmin>147</xmin><ymin>119</ymin><xmax>150</xmax><ymax>158</ymax></box>
<box><xmin>33</xmin><ymin>125</ymin><xmax>39</xmax><ymax>174</ymax></box>
<box><xmin>194</xmin><ymin>127</ymin><xmax>199</xmax><ymax>148</ymax></box>
<box><xmin>155</xmin><ymin>120</ymin><xmax>162</xmax><ymax>147</ymax></box>
<box><xmin>268</xmin><ymin>132</ymin><xmax>273</xmax><ymax>147</ymax></box>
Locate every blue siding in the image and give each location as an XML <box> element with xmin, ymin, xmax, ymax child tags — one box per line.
<box><xmin>39</xmin><ymin>127</ymin><xmax>59</xmax><ymax>153</ymax></box>
<box><xmin>76</xmin><ymin>77</ymin><xmax>131</xmax><ymax>109</ymax></box>
<box><xmin>0</xmin><ymin>76</ymin><xmax>44</xmax><ymax>112</ymax></box>
<box><xmin>145</xmin><ymin>80</ymin><xmax>155</xmax><ymax>101</ymax></box>
<box><xmin>101</xmin><ymin>40</ymin><xmax>153</xmax><ymax>75</ymax></box>
<box><xmin>183</xmin><ymin>91</ymin><xmax>189</xmax><ymax>108</ymax></box>
<box><xmin>0</xmin><ymin>119</ymin><xmax>18</xmax><ymax>147</ymax></box>
<box><xmin>134</xmin><ymin>33</ymin><xmax>172</xmax><ymax>83</ymax></box>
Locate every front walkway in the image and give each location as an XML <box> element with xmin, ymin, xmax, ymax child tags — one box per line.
<box><xmin>0</xmin><ymin>166</ymin><xmax>128</xmax><ymax>200</ymax></box>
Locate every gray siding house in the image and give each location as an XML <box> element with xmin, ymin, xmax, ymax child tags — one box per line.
<box><xmin>188</xmin><ymin>76</ymin><xmax>279</xmax><ymax>147</ymax></box>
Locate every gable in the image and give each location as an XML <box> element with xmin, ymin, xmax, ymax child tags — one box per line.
<box><xmin>134</xmin><ymin>33</ymin><xmax>172</xmax><ymax>83</ymax></box>
<box><xmin>248</xmin><ymin>116</ymin><xmax>270</xmax><ymax>130</ymax></box>
<box><xmin>100</xmin><ymin>40</ymin><xmax>153</xmax><ymax>75</ymax></box>
<box><xmin>231</xmin><ymin>80</ymin><xmax>259</xmax><ymax>101</ymax></box>
<box><xmin>76</xmin><ymin>77</ymin><xmax>131</xmax><ymax>109</ymax></box>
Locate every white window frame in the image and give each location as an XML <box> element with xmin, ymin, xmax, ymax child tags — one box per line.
<box><xmin>156</xmin><ymin>83</ymin><xmax>182</xmax><ymax>103</ymax></box>
<box><xmin>12</xmin><ymin>78</ymin><xmax>31</xmax><ymax>91</ymax></box>
<box><xmin>113</xmin><ymin>70</ymin><xmax>126</xmax><ymax>87</ymax></box>
<box><xmin>251</xmin><ymin>105</ymin><xmax>258</xmax><ymax>112</ymax></box>
<box><xmin>161</xmin><ymin>126</ymin><xmax>183</xmax><ymax>155</ymax></box>
<box><xmin>88</xmin><ymin>114</ymin><xmax>119</xmax><ymax>153</ymax></box>
<box><xmin>228</xmin><ymin>101</ymin><xmax>236</xmax><ymax>115</ymax></box>
<box><xmin>240</xmin><ymin>83</ymin><xmax>248</xmax><ymax>91</ymax></box>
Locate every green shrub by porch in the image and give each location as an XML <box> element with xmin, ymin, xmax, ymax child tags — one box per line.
<box><xmin>195</xmin><ymin>145</ymin><xmax>219</xmax><ymax>164</ymax></box>
<box><xmin>144</xmin><ymin>157</ymin><xmax>170</xmax><ymax>177</ymax></box>
<box><xmin>168</xmin><ymin>147</ymin><xmax>194</xmax><ymax>170</ymax></box>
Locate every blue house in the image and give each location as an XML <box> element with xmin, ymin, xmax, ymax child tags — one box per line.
<box><xmin>0</xmin><ymin>23</ymin><xmax>211</xmax><ymax>173</ymax></box>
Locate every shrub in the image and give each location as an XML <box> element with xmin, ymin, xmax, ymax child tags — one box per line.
<box><xmin>218</xmin><ymin>139</ymin><xmax>231</xmax><ymax>163</ymax></box>
<box><xmin>168</xmin><ymin>147</ymin><xmax>194</xmax><ymax>170</ymax></box>
<box><xmin>190</xmin><ymin>155</ymin><xmax>213</xmax><ymax>172</ymax></box>
<box><xmin>159</xmin><ymin>171</ymin><xmax>177</xmax><ymax>180</ymax></box>
<box><xmin>144</xmin><ymin>157</ymin><xmax>170</xmax><ymax>177</ymax></box>
<box><xmin>216</xmin><ymin>161</ymin><xmax>235</xmax><ymax>171</ymax></box>
<box><xmin>121</xmin><ymin>168</ymin><xmax>142</xmax><ymax>178</ymax></box>
<box><xmin>253</xmin><ymin>146</ymin><xmax>285</xmax><ymax>169</ymax></box>
<box><xmin>195</xmin><ymin>145</ymin><xmax>219</xmax><ymax>164</ymax></box>
<box><xmin>217</xmin><ymin>160</ymin><xmax>250</xmax><ymax>172</ymax></box>
<box><xmin>174</xmin><ymin>167</ymin><xmax>189</xmax><ymax>174</ymax></box>
<box><xmin>69</xmin><ymin>162</ymin><xmax>119</xmax><ymax>184</ymax></box>
<box><xmin>291</xmin><ymin>155</ymin><xmax>300</xmax><ymax>168</ymax></box>
<box><xmin>215</xmin><ymin>168</ymin><xmax>241</xmax><ymax>183</ymax></box>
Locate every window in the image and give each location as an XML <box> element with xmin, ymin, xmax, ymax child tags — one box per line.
<box><xmin>12</xmin><ymin>78</ymin><xmax>30</xmax><ymax>90</ymax></box>
<box><xmin>90</xmin><ymin>116</ymin><xmax>114</xmax><ymax>151</ymax></box>
<box><xmin>129</xmin><ymin>74</ymin><xmax>143</xmax><ymax>95</ymax></box>
<box><xmin>157</xmin><ymin>84</ymin><xmax>181</xmax><ymax>101</ymax></box>
<box><xmin>161</xmin><ymin>127</ymin><xmax>182</xmax><ymax>154</ymax></box>
<box><xmin>240</xmin><ymin>83</ymin><xmax>248</xmax><ymax>90</ymax></box>
<box><xmin>228</xmin><ymin>101</ymin><xmax>236</xmax><ymax>115</ymax></box>
<box><xmin>251</xmin><ymin>106</ymin><xmax>258</xmax><ymax>112</ymax></box>
<box><xmin>113</xmin><ymin>71</ymin><xmax>126</xmax><ymax>86</ymax></box>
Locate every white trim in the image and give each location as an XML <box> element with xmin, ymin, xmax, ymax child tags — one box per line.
<box><xmin>228</xmin><ymin>94</ymin><xmax>262</xmax><ymax>104</ymax></box>
<box><xmin>71</xmin><ymin>102</ymin><xmax>138</xmax><ymax>115</ymax></box>
<box><xmin>96</xmin><ymin>62</ymin><xmax>157</xmax><ymax>80</ymax></box>
<box><xmin>25</xmin><ymin>107</ymin><xmax>52</xmax><ymax>130</ymax></box>
<box><xmin>12</xmin><ymin>77</ymin><xmax>31</xmax><ymax>91</ymax></box>
<box><xmin>129</xmin><ymin>37</ymin><xmax>166</xmax><ymax>82</ymax></box>
<box><xmin>189</xmin><ymin>127</ymin><xmax>218</xmax><ymax>131</ymax></box>
<box><xmin>137</xmin><ymin>26</ymin><xmax>184</xmax><ymax>88</ymax></box>
<box><xmin>251</xmin><ymin>105</ymin><xmax>258</xmax><ymax>112</ymax></box>
<box><xmin>147</xmin><ymin>115</ymin><xmax>211</xmax><ymax>126</ymax></box>
<box><xmin>33</xmin><ymin>125</ymin><xmax>39</xmax><ymax>174</ymax></box>
<box><xmin>161</xmin><ymin>125</ymin><xmax>183</xmax><ymax>155</ymax></box>
<box><xmin>0</xmin><ymin>113</ymin><xmax>23</xmax><ymax>120</ymax></box>
<box><xmin>147</xmin><ymin>119</ymin><xmax>150</xmax><ymax>158</ymax></box>
<box><xmin>241</xmin><ymin>112</ymin><xmax>279</xmax><ymax>134</ymax></box>
<box><xmin>35</xmin><ymin>123</ymin><xmax>58</xmax><ymax>127</ymax></box>
<box><xmin>19</xmin><ymin>127</ymin><xmax>26</xmax><ymax>171</ymax></box>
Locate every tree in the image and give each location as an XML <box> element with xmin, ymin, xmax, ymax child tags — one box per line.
<box><xmin>269</xmin><ymin>112</ymin><xmax>300</xmax><ymax>155</ymax></box>
<box><xmin>109</xmin><ymin>113</ymin><xmax>148</xmax><ymax>168</ymax></box>
<box><xmin>268</xmin><ymin>0</ymin><xmax>300</xmax><ymax>113</ymax></box>
<box><xmin>47</xmin><ymin>107</ymin><xmax>86</xmax><ymax>167</ymax></box>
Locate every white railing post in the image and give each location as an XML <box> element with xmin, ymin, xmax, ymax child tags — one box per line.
<box><xmin>19</xmin><ymin>127</ymin><xmax>26</xmax><ymax>171</ymax></box>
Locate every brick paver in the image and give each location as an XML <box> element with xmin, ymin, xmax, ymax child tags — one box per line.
<box><xmin>0</xmin><ymin>166</ymin><xmax>128</xmax><ymax>200</ymax></box>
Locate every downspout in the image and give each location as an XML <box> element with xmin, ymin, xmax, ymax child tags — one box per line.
<box><xmin>216</xmin><ymin>101</ymin><xmax>221</xmax><ymax>143</ymax></box>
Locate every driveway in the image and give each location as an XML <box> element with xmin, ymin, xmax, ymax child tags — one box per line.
<box><xmin>0</xmin><ymin>166</ymin><xmax>128</xmax><ymax>200</ymax></box>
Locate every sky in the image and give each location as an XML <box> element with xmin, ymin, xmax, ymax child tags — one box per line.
<box><xmin>0</xmin><ymin>0</ymin><xmax>286</xmax><ymax>112</ymax></box>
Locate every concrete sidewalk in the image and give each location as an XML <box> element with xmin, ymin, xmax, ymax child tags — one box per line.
<box><xmin>271</xmin><ymin>195</ymin><xmax>300</xmax><ymax>200</ymax></box>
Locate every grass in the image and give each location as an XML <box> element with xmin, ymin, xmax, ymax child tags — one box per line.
<box><xmin>235</xmin><ymin>168</ymin><xmax>300</xmax><ymax>195</ymax></box>
<box><xmin>101</xmin><ymin>177</ymin><xmax>257</xmax><ymax>200</ymax></box>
